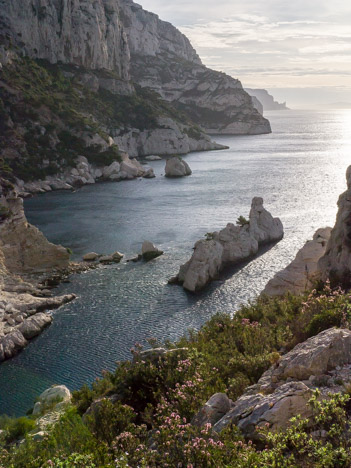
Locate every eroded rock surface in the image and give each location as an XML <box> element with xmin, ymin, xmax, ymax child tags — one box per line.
<box><xmin>176</xmin><ymin>197</ymin><xmax>283</xmax><ymax>291</ymax></box>
<box><xmin>121</xmin><ymin>0</ymin><xmax>271</xmax><ymax>135</ymax></box>
<box><xmin>263</xmin><ymin>227</ymin><xmax>332</xmax><ymax>296</ymax></box>
<box><xmin>0</xmin><ymin>179</ymin><xmax>75</xmax><ymax>363</ymax></box>
<box><xmin>165</xmin><ymin>157</ymin><xmax>192</xmax><ymax>177</ymax></box>
<box><xmin>205</xmin><ymin>328</ymin><xmax>351</xmax><ymax>440</ymax></box>
<box><xmin>141</xmin><ymin>241</ymin><xmax>164</xmax><ymax>261</ymax></box>
<box><xmin>319</xmin><ymin>166</ymin><xmax>351</xmax><ymax>288</ymax></box>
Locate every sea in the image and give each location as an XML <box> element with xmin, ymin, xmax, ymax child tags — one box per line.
<box><xmin>0</xmin><ymin>109</ymin><xmax>350</xmax><ymax>415</ymax></box>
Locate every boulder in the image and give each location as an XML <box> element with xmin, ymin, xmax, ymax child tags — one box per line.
<box><xmin>192</xmin><ymin>393</ymin><xmax>233</xmax><ymax>427</ymax></box>
<box><xmin>135</xmin><ymin>347</ymin><xmax>188</xmax><ymax>363</ymax></box>
<box><xmin>263</xmin><ymin>227</ymin><xmax>332</xmax><ymax>296</ymax></box>
<box><xmin>178</xmin><ymin>240</ymin><xmax>223</xmax><ymax>292</ymax></box>
<box><xmin>99</xmin><ymin>255</ymin><xmax>114</xmax><ymax>264</ymax></box>
<box><xmin>120</xmin><ymin>160</ymin><xmax>139</xmax><ymax>178</ymax></box>
<box><xmin>213</xmin><ymin>382</ymin><xmax>312</xmax><ymax>439</ymax></box>
<box><xmin>176</xmin><ymin>198</ymin><xmax>283</xmax><ymax>291</ymax></box>
<box><xmin>33</xmin><ymin>385</ymin><xmax>72</xmax><ymax>416</ymax></box>
<box><xmin>142</xmin><ymin>167</ymin><xmax>155</xmax><ymax>178</ymax></box>
<box><xmin>0</xmin><ymin>330</ymin><xmax>27</xmax><ymax>361</ymax></box>
<box><xmin>102</xmin><ymin>161</ymin><xmax>120</xmax><ymax>178</ymax></box>
<box><xmin>165</xmin><ymin>157</ymin><xmax>192</xmax><ymax>177</ymax></box>
<box><xmin>248</xmin><ymin>197</ymin><xmax>284</xmax><ymax>244</ymax></box>
<box><xmin>18</xmin><ymin>313</ymin><xmax>52</xmax><ymax>339</ymax></box>
<box><xmin>141</xmin><ymin>241</ymin><xmax>164</xmax><ymax>261</ymax></box>
<box><xmin>260</xmin><ymin>328</ymin><xmax>351</xmax><ymax>385</ymax></box>
<box><xmin>83</xmin><ymin>252</ymin><xmax>99</xmax><ymax>262</ymax></box>
<box><xmin>111</xmin><ymin>251</ymin><xmax>124</xmax><ymax>263</ymax></box>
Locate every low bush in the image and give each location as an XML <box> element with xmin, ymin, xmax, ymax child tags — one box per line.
<box><xmin>1</xmin><ymin>282</ymin><xmax>351</xmax><ymax>467</ymax></box>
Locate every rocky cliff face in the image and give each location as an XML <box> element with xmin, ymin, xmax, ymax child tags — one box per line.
<box><xmin>263</xmin><ymin>227</ymin><xmax>332</xmax><ymax>296</ymax></box>
<box><xmin>0</xmin><ymin>0</ymin><xmax>130</xmax><ymax>79</ymax></box>
<box><xmin>0</xmin><ymin>178</ymin><xmax>75</xmax><ymax>362</ymax></box>
<box><xmin>318</xmin><ymin>166</ymin><xmax>351</xmax><ymax>288</ymax></box>
<box><xmin>119</xmin><ymin>0</ymin><xmax>271</xmax><ymax>135</ymax></box>
<box><xmin>0</xmin><ymin>0</ymin><xmax>269</xmax><ymax>182</ymax></box>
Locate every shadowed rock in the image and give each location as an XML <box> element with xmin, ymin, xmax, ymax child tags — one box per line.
<box><xmin>175</xmin><ymin>197</ymin><xmax>283</xmax><ymax>291</ymax></box>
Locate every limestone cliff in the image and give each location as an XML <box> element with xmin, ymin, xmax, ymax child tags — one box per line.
<box><xmin>0</xmin><ymin>0</ymin><xmax>130</xmax><ymax>79</ymax></box>
<box><xmin>0</xmin><ymin>178</ymin><xmax>74</xmax><ymax>362</ymax></box>
<box><xmin>120</xmin><ymin>0</ymin><xmax>271</xmax><ymax>135</ymax></box>
<box><xmin>318</xmin><ymin>166</ymin><xmax>351</xmax><ymax>288</ymax></box>
<box><xmin>0</xmin><ymin>0</ymin><xmax>270</xmax><ymax>182</ymax></box>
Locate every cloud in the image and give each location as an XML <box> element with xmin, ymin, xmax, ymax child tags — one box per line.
<box><xmin>138</xmin><ymin>0</ymin><xmax>351</xmax><ymax>105</ymax></box>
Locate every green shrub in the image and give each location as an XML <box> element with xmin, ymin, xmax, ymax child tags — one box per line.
<box><xmin>236</xmin><ymin>216</ymin><xmax>249</xmax><ymax>227</ymax></box>
<box><xmin>1</xmin><ymin>416</ymin><xmax>36</xmax><ymax>444</ymax></box>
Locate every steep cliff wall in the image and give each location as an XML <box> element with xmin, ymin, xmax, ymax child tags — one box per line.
<box><xmin>0</xmin><ymin>0</ymin><xmax>130</xmax><ymax>80</ymax></box>
<box><xmin>318</xmin><ymin>166</ymin><xmax>351</xmax><ymax>288</ymax></box>
<box><xmin>0</xmin><ymin>0</ymin><xmax>270</xmax><ymax>183</ymax></box>
<box><xmin>0</xmin><ymin>178</ymin><xmax>74</xmax><ymax>363</ymax></box>
<box><xmin>120</xmin><ymin>0</ymin><xmax>271</xmax><ymax>135</ymax></box>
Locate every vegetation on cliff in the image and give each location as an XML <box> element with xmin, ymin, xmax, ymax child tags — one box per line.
<box><xmin>0</xmin><ymin>55</ymin><xmax>201</xmax><ymax>181</ymax></box>
<box><xmin>1</xmin><ymin>282</ymin><xmax>351</xmax><ymax>467</ymax></box>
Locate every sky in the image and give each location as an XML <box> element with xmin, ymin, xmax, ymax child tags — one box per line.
<box><xmin>139</xmin><ymin>0</ymin><xmax>351</xmax><ymax>108</ymax></box>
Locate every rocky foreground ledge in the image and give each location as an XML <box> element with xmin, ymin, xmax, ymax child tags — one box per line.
<box><xmin>0</xmin><ymin>179</ymin><xmax>76</xmax><ymax>362</ymax></box>
<box><xmin>193</xmin><ymin>327</ymin><xmax>351</xmax><ymax>440</ymax></box>
<box><xmin>173</xmin><ymin>197</ymin><xmax>283</xmax><ymax>291</ymax></box>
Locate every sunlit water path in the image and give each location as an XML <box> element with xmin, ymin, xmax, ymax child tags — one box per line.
<box><xmin>1</xmin><ymin>109</ymin><xmax>350</xmax><ymax>415</ymax></box>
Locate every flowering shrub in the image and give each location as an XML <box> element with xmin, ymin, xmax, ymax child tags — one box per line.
<box><xmin>2</xmin><ymin>282</ymin><xmax>351</xmax><ymax>467</ymax></box>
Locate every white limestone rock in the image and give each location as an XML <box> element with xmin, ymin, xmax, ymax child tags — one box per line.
<box><xmin>165</xmin><ymin>157</ymin><xmax>192</xmax><ymax>178</ymax></box>
<box><xmin>263</xmin><ymin>227</ymin><xmax>332</xmax><ymax>296</ymax></box>
<box><xmin>141</xmin><ymin>241</ymin><xmax>164</xmax><ymax>261</ymax></box>
<box><xmin>145</xmin><ymin>155</ymin><xmax>162</xmax><ymax>161</ymax></box>
<box><xmin>319</xmin><ymin>166</ymin><xmax>351</xmax><ymax>287</ymax></box>
<box><xmin>83</xmin><ymin>252</ymin><xmax>99</xmax><ymax>262</ymax></box>
<box><xmin>0</xmin><ymin>0</ymin><xmax>130</xmax><ymax>79</ymax></box>
<box><xmin>33</xmin><ymin>385</ymin><xmax>72</xmax><ymax>416</ymax></box>
<box><xmin>176</xmin><ymin>198</ymin><xmax>283</xmax><ymax>291</ymax></box>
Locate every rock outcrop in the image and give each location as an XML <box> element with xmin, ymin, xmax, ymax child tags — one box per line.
<box><xmin>263</xmin><ymin>227</ymin><xmax>332</xmax><ymax>296</ymax></box>
<box><xmin>121</xmin><ymin>0</ymin><xmax>271</xmax><ymax>135</ymax></box>
<box><xmin>165</xmin><ymin>157</ymin><xmax>192</xmax><ymax>178</ymax></box>
<box><xmin>14</xmin><ymin>154</ymin><xmax>157</xmax><ymax>196</ymax></box>
<box><xmin>175</xmin><ymin>198</ymin><xmax>283</xmax><ymax>292</ymax></box>
<box><xmin>0</xmin><ymin>179</ymin><xmax>75</xmax><ymax>363</ymax></box>
<box><xmin>195</xmin><ymin>328</ymin><xmax>351</xmax><ymax>440</ymax></box>
<box><xmin>141</xmin><ymin>241</ymin><xmax>163</xmax><ymax>261</ymax></box>
<box><xmin>0</xmin><ymin>180</ymin><xmax>69</xmax><ymax>274</ymax></box>
<box><xmin>33</xmin><ymin>385</ymin><xmax>72</xmax><ymax>416</ymax></box>
<box><xmin>113</xmin><ymin>118</ymin><xmax>225</xmax><ymax>157</ymax></box>
<box><xmin>319</xmin><ymin>166</ymin><xmax>351</xmax><ymax>288</ymax></box>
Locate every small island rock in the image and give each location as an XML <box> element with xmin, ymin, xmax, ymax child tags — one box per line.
<box><xmin>142</xmin><ymin>241</ymin><xmax>164</xmax><ymax>261</ymax></box>
<box><xmin>83</xmin><ymin>252</ymin><xmax>99</xmax><ymax>262</ymax></box>
<box><xmin>165</xmin><ymin>157</ymin><xmax>192</xmax><ymax>177</ymax></box>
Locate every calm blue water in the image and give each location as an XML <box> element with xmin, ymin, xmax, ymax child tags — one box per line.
<box><xmin>1</xmin><ymin>109</ymin><xmax>350</xmax><ymax>416</ymax></box>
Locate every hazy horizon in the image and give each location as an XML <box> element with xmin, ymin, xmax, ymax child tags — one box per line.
<box><xmin>139</xmin><ymin>0</ymin><xmax>351</xmax><ymax>108</ymax></box>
